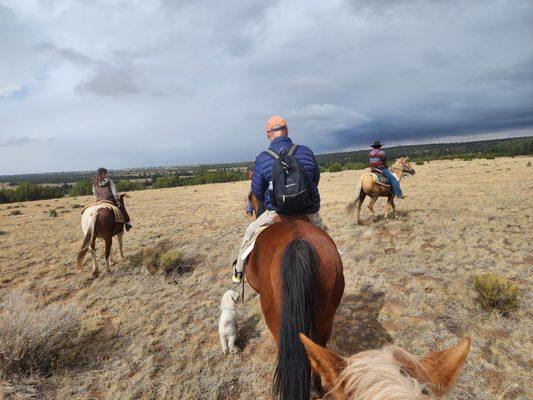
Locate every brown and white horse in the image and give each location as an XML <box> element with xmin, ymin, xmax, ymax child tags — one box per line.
<box><xmin>245</xmin><ymin>194</ymin><xmax>344</xmax><ymax>399</ymax></box>
<box><xmin>76</xmin><ymin>193</ymin><xmax>127</xmax><ymax>278</ymax></box>
<box><xmin>300</xmin><ymin>333</ymin><xmax>470</xmax><ymax>400</ymax></box>
<box><xmin>346</xmin><ymin>157</ymin><xmax>415</xmax><ymax>224</ymax></box>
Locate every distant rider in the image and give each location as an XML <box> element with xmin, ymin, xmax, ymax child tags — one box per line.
<box><xmin>92</xmin><ymin>167</ymin><xmax>132</xmax><ymax>231</ymax></box>
<box><xmin>369</xmin><ymin>141</ymin><xmax>405</xmax><ymax>199</ymax></box>
<box><xmin>232</xmin><ymin>115</ymin><xmax>323</xmax><ymax>283</ymax></box>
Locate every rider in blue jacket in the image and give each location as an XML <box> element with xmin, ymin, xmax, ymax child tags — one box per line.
<box><xmin>232</xmin><ymin>115</ymin><xmax>324</xmax><ymax>283</ymax></box>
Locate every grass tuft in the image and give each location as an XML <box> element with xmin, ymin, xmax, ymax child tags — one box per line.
<box><xmin>0</xmin><ymin>291</ymin><xmax>81</xmax><ymax>376</ymax></box>
<box><xmin>473</xmin><ymin>273</ymin><xmax>519</xmax><ymax>315</ymax></box>
<box><xmin>48</xmin><ymin>209</ymin><xmax>58</xmax><ymax>218</ymax></box>
<box><xmin>136</xmin><ymin>241</ymin><xmax>196</xmax><ymax>279</ymax></box>
<box><xmin>8</xmin><ymin>210</ymin><xmax>22</xmax><ymax>216</ymax></box>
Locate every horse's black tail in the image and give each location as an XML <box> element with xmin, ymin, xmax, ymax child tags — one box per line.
<box><xmin>273</xmin><ymin>239</ymin><xmax>318</xmax><ymax>400</ymax></box>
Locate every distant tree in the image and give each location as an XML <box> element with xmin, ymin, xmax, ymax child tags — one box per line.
<box><xmin>116</xmin><ymin>179</ymin><xmax>144</xmax><ymax>192</ymax></box>
<box><xmin>153</xmin><ymin>175</ymin><xmax>178</xmax><ymax>189</ymax></box>
<box><xmin>69</xmin><ymin>180</ymin><xmax>93</xmax><ymax>197</ymax></box>
<box><xmin>329</xmin><ymin>162</ymin><xmax>342</xmax><ymax>173</ymax></box>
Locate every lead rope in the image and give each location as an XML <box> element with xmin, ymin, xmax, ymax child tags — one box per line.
<box><xmin>241</xmin><ymin>273</ymin><xmax>245</xmax><ymax>303</ymax></box>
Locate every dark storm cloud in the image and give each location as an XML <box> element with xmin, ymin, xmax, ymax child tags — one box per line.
<box><xmin>0</xmin><ymin>0</ymin><xmax>532</xmax><ymax>174</ymax></box>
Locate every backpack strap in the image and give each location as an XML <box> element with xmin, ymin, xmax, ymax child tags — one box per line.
<box><xmin>288</xmin><ymin>143</ymin><xmax>298</xmax><ymax>156</ymax></box>
<box><xmin>264</xmin><ymin>149</ymin><xmax>280</xmax><ymax>160</ymax></box>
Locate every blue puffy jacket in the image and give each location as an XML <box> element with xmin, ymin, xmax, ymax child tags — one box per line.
<box><xmin>251</xmin><ymin>136</ymin><xmax>321</xmax><ymax>213</ymax></box>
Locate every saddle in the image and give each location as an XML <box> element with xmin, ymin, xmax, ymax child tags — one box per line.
<box><xmin>365</xmin><ymin>171</ymin><xmax>391</xmax><ymax>187</ymax></box>
<box><xmin>241</xmin><ymin>215</ymin><xmax>311</xmax><ymax>263</ymax></box>
<box><xmin>81</xmin><ymin>201</ymin><xmax>125</xmax><ymax>223</ymax></box>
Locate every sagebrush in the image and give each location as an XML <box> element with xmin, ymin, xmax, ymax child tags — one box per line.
<box><xmin>473</xmin><ymin>273</ymin><xmax>520</xmax><ymax>314</ymax></box>
<box><xmin>0</xmin><ymin>291</ymin><xmax>80</xmax><ymax>376</ymax></box>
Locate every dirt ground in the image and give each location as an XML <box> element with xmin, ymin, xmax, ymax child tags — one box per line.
<box><xmin>0</xmin><ymin>156</ymin><xmax>532</xmax><ymax>400</ymax></box>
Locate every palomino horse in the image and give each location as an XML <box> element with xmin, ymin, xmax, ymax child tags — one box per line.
<box><xmin>76</xmin><ymin>193</ymin><xmax>127</xmax><ymax>278</ymax></box>
<box><xmin>346</xmin><ymin>157</ymin><xmax>415</xmax><ymax>224</ymax></box>
<box><xmin>300</xmin><ymin>333</ymin><xmax>470</xmax><ymax>400</ymax></box>
<box><xmin>245</xmin><ymin>194</ymin><xmax>344</xmax><ymax>400</ymax></box>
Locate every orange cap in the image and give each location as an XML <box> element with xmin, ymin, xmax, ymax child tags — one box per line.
<box><xmin>266</xmin><ymin>115</ymin><xmax>287</xmax><ymax>133</ymax></box>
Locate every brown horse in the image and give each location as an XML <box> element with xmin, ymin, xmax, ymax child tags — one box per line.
<box><xmin>300</xmin><ymin>333</ymin><xmax>470</xmax><ymax>399</ymax></box>
<box><xmin>245</xmin><ymin>194</ymin><xmax>344</xmax><ymax>399</ymax></box>
<box><xmin>346</xmin><ymin>157</ymin><xmax>415</xmax><ymax>224</ymax></box>
<box><xmin>76</xmin><ymin>193</ymin><xmax>127</xmax><ymax>278</ymax></box>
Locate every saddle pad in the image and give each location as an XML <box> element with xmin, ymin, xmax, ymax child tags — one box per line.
<box><xmin>364</xmin><ymin>172</ymin><xmax>391</xmax><ymax>187</ymax></box>
<box><xmin>240</xmin><ymin>226</ymin><xmax>268</xmax><ymax>262</ymax></box>
<box><xmin>81</xmin><ymin>201</ymin><xmax>124</xmax><ymax>223</ymax></box>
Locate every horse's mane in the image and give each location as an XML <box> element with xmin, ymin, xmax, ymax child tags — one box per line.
<box><xmin>337</xmin><ymin>345</ymin><xmax>434</xmax><ymax>400</ymax></box>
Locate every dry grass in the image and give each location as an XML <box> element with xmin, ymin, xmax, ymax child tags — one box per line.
<box><xmin>0</xmin><ymin>156</ymin><xmax>531</xmax><ymax>399</ymax></box>
<box><xmin>473</xmin><ymin>273</ymin><xmax>520</xmax><ymax>315</ymax></box>
<box><xmin>0</xmin><ymin>291</ymin><xmax>80</xmax><ymax>399</ymax></box>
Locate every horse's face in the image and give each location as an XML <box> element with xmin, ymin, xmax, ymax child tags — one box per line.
<box><xmin>300</xmin><ymin>334</ymin><xmax>470</xmax><ymax>400</ymax></box>
<box><xmin>400</xmin><ymin>157</ymin><xmax>416</xmax><ymax>176</ymax></box>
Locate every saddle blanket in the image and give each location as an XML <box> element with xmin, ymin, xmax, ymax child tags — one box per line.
<box><xmin>240</xmin><ymin>225</ymin><xmax>343</xmax><ymax>262</ymax></box>
<box><xmin>81</xmin><ymin>201</ymin><xmax>124</xmax><ymax>223</ymax></box>
<box><xmin>365</xmin><ymin>172</ymin><xmax>391</xmax><ymax>187</ymax></box>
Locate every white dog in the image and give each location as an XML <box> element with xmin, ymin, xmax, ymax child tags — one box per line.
<box><xmin>218</xmin><ymin>290</ymin><xmax>239</xmax><ymax>354</ymax></box>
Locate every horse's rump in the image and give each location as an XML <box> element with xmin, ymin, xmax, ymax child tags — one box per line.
<box><xmin>363</xmin><ymin>172</ymin><xmax>391</xmax><ymax>187</ymax></box>
<box><xmin>82</xmin><ymin>202</ymin><xmax>124</xmax><ymax>223</ymax></box>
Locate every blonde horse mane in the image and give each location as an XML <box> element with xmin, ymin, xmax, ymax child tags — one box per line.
<box><xmin>336</xmin><ymin>345</ymin><xmax>433</xmax><ymax>400</ymax></box>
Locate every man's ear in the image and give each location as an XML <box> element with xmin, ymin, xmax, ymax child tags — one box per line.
<box><xmin>300</xmin><ymin>334</ymin><xmax>346</xmax><ymax>396</ymax></box>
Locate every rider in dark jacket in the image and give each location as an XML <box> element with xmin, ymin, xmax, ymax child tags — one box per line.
<box><xmin>92</xmin><ymin>168</ymin><xmax>132</xmax><ymax>231</ymax></box>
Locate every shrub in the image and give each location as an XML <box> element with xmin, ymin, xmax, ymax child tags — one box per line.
<box><xmin>0</xmin><ymin>291</ymin><xmax>80</xmax><ymax>376</ymax></box>
<box><xmin>160</xmin><ymin>249</ymin><xmax>185</xmax><ymax>274</ymax></box>
<box><xmin>329</xmin><ymin>162</ymin><xmax>342</xmax><ymax>173</ymax></box>
<box><xmin>527</xmin><ymin>161</ymin><xmax>532</xmax><ymax>167</ymax></box>
<box><xmin>71</xmin><ymin>204</ymin><xmax>83</xmax><ymax>209</ymax></box>
<box><xmin>473</xmin><ymin>273</ymin><xmax>519</xmax><ymax>315</ymax></box>
<box><xmin>48</xmin><ymin>209</ymin><xmax>58</xmax><ymax>218</ymax></box>
<box><xmin>137</xmin><ymin>241</ymin><xmax>196</xmax><ymax>279</ymax></box>
<box><xmin>116</xmin><ymin>179</ymin><xmax>144</xmax><ymax>192</ymax></box>
<box><xmin>9</xmin><ymin>210</ymin><xmax>21</xmax><ymax>216</ymax></box>
<box><xmin>153</xmin><ymin>175</ymin><xmax>178</xmax><ymax>189</ymax></box>
<box><xmin>0</xmin><ymin>230</ymin><xmax>6</xmax><ymax>236</ymax></box>
<box><xmin>68</xmin><ymin>180</ymin><xmax>92</xmax><ymax>197</ymax></box>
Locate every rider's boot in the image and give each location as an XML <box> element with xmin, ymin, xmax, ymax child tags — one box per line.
<box><xmin>231</xmin><ymin>260</ymin><xmax>243</xmax><ymax>283</ymax></box>
<box><xmin>125</xmin><ymin>222</ymin><xmax>132</xmax><ymax>231</ymax></box>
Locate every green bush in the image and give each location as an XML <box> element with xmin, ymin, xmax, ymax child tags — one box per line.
<box><xmin>49</xmin><ymin>209</ymin><xmax>58</xmax><ymax>218</ymax></box>
<box><xmin>116</xmin><ymin>179</ymin><xmax>144</xmax><ymax>192</ymax></box>
<box><xmin>527</xmin><ymin>161</ymin><xmax>531</xmax><ymax>167</ymax></box>
<box><xmin>69</xmin><ymin>180</ymin><xmax>93</xmax><ymax>197</ymax></box>
<box><xmin>0</xmin><ymin>182</ymin><xmax>64</xmax><ymax>204</ymax></box>
<box><xmin>473</xmin><ymin>273</ymin><xmax>519</xmax><ymax>315</ymax></box>
<box><xmin>8</xmin><ymin>210</ymin><xmax>21</xmax><ymax>216</ymax></box>
<box><xmin>329</xmin><ymin>162</ymin><xmax>342</xmax><ymax>173</ymax></box>
<box><xmin>159</xmin><ymin>250</ymin><xmax>185</xmax><ymax>274</ymax></box>
<box><xmin>153</xmin><ymin>175</ymin><xmax>178</xmax><ymax>189</ymax></box>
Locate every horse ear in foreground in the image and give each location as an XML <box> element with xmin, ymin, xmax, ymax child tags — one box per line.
<box><xmin>300</xmin><ymin>333</ymin><xmax>471</xmax><ymax>400</ymax></box>
<box><xmin>76</xmin><ymin>193</ymin><xmax>127</xmax><ymax>278</ymax></box>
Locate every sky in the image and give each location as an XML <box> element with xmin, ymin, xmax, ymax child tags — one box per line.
<box><xmin>1</xmin><ymin>0</ymin><xmax>532</xmax><ymax>174</ymax></box>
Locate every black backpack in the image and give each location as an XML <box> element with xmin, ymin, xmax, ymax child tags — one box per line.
<box><xmin>265</xmin><ymin>143</ymin><xmax>311</xmax><ymax>214</ymax></box>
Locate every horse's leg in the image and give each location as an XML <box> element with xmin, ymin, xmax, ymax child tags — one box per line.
<box><xmin>117</xmin><ymin>230</ymin><xmax>124</xmax><ymax>259</ymax></box>
<box><xmin>104</xmin><ymin>237</ymin><xmax>112</xmax><ymax>274</ymax></box>
<box><xmin>389</xmin><ymin>195</ymin><xmax>396</xmax><ymax>217</ymax></box>
<box><xmin>90</xmin><ymin>237</ymin><xmax>98</xmax><ymax>278</ymax></box>
<box><xmin>357</xmin><ymin>191</ymin><xmax>366</xmax><ymax>225</ymax></box>
<box><xmin>368</xmin><ymin>196</ymin><xmax>378</xmax><ymax>220</ymax></box>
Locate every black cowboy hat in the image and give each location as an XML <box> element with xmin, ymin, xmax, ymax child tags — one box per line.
<box><xmin>371</xmin><ymin>140</ymin><xmax>383</xmax><ymax>148</ymax></box>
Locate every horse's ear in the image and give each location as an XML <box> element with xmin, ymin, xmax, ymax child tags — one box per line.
<box><xmin>394</xmin><ymin>338</ymin><xmax>471</xmax><ymax>396</ymax></box>
<box><xmin>419</xmin><ymin>337</ymin><xmax>471</xmax><ymax>396</ymax></box>
<box><xmin>300</xmin><ymin>334</ymin><xmax>346</xmax><ymax>395</ymax></box>
<box><xmin>120</xmin><ymin>193</ymin><xmax>127</xmax><ymax>199</ymax></box>
<box><xmin>405</xmin><ymin>156</ymin><xmax>409</xmax><ymax>160</ymax></box>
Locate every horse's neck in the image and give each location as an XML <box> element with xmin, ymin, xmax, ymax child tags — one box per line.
<box><xmin>391</xmin><ymin>164</ymin><xmax>403</xmax><ymax>182</ymax></box>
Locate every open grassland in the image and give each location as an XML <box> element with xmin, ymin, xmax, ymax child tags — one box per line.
<box><xmin>0</xmin><ymin>157</ymin><xmax>532</xmax><ymax>400</ymax></box>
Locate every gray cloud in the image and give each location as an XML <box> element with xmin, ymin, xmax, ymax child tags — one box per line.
<box><xmin>0</xmin><ymin>0</ymin><xmax>532</xmax><ymax>174</ymax></box>
<box><xmin>0</xmin><ymin>137</ymin><xmax>54</xmax><ymax>147</ymax></box>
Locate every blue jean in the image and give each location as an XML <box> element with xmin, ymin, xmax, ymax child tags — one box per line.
<box><xmin>381</xmin><ymin>168</ymin><xmax>403</xmax><ymax>198</ymax></box>
<box><xmin>246</xmin><ymin>189</ymin><xmax>253</xmax><ymax>214</ymax></box>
